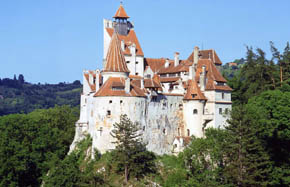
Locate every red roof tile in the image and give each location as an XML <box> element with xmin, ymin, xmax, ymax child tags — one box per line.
<box><xmin>94</xmin><ymin>77</ymin><xmax>146</xmax><ymax>97</ymax></box>
<box><xmin>106</xmin><ymin>28</ymin><xmax>144</xmax><ymax>56</ymax></box>
<box><xmin>144</xmin><ymin>58</ymin><xmax>167</xmax><ymax>73</ymax></box>
<box><xmin>104</xmin><ymin>31</ymin><xmax>130</xmax><ymax>73</ymax></box>
<box><xmin>183</xmin><ymin>80</ymin><xmax>207</xmax><ymax>100</ymax></box>
<box><xmin>113</xmin><ymin>5</ymin><xmax>130</xmax><ymax>19</ymax></box>
<box><xmin>187</xmin><ymin>49</ymin><xmax>222</xmax><ymax>65</ymax></box>
<box><xmin>160</xmin><ymin>77</ymin><xmax>180</xmax><ymax>83</ymax></box>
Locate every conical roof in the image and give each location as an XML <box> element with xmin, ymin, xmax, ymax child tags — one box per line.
<box><xmin>113</xmin><ymin>5</ymin><xmax>130</xmax><ymax>19</ymax></box>
<box><xmin>104</xmin><ymin>31</ymin><xmax>130</xmax><ymax>73</ymax></box>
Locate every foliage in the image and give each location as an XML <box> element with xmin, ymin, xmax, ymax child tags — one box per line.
<box><xmin>223</xmin><ymin>106</ymin><xmax>273</xmax><ymax>186</ymax></box>
<box><xmin>0</xmin><ymin>74</ymin><xmax>82</xmax><ymax>116</ymax></box>
<box><xmin>110</xmin><ymin>114</ymin><xmax>156</xmax><ymax>183</ymax></box>
<box><xmin>246</xmin><ymin>90</ymin><xmax>290</xmax><ymax>185</ymax></box>
<box><xmin>44</xmin><ymin>136</ymin><xmax>104</xmax><ymax>187</ymax></box>
<box><xmin>0</xmin><ymin>105</ymin><xmax>78</xmax><ymax>186</ymax></box>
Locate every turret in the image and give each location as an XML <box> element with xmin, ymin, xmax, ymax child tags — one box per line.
<box><xmin>113</xmin><ymin>4</ymin><xmax>131</xmax><ymax>35</ymax></box>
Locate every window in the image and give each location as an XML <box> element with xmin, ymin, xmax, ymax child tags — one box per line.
<box><xmin>143</xmin><ymin>126</ymin><xmax>145</xmax><ymax>131</ymax></box>
<box><xmin>126</xmin><ymin>61</ymin><xmax>130</xmax><ymax>64</ymax></box>
<box><xmin>112</xmin><ymin>86</ymin><xmax>124</xmax><ymax>90</ymax></box>
<box><xmin>136</xmin><ymin>61</ymin><xmax>138</xmax><ymax>64</ymax></box>
<box><xmin>222</xmin><ymin>92</ymin><xmax>225</xmax><ymax>99</ymax></box>
<box><xmin>179</xmin><ymin>104</ymin><xmax>183</xmax><ymax>110</ymax></box>
<box><xmin>225</xmin><ymin>108</ymin><xmax>229</xmax><ymax>114</ymax></box>
<box><xmin>178</xmin><ymin>128</ymin><xmax>180</xmax><ymax>136</ymax></box>
<box><xmin>146</xmin><ymin>74</ymin><xmax>151</xmax><ymax>78</ymax></box>
<box><xmin>99</xmin><ymin>127</ymin><xmax>103</xmax><ymax>136</ymax></box>
<box><xmin>135</xmin><ymin>72</ymin><xmax>139</xmax><ymax>75</ymax></box>
<box><xmin>109</xmin><ymin>100</ymin><xmax>112</xmax><ymax>104</ymax></box>
<box><xmin>120</xmin><ymin>100</ymin><xmax>123</xmax><ymax>104</ymax></box>
<box><xmin>174</xmin><ymin>144</ymin><xmax>177</xmax><ymax>148</ymax></box>
<box><xmin>187</xmin><ymin>129</ymin><xmax>190</xmax><ymax>136</ymax></box>
<box><xmin>163</xmin><ymin>128</ymin><xmax>166</xmax><ymax>134</ymax></box>
<box><xmin>219</xmin><ymin>108</ymin><xmax>222</xmax><ymax>114</ymax></box>
<box><xmin>193</xmin><ymin>109</ymin><xmax>198</xmax><ymax>114</ymax></box>
<box><xmin>107</xmin><ymin>110</ymin><xmax>111</xmax><ymax>117</ymax></box>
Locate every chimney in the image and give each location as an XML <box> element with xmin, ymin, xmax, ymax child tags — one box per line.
<box><xmin>95</xmin><ymin>70</ymin><xmax>100</xmax><ymax>91</ymax></box>
<box><xmin>89</xmin><ymin>72</ymin><xmax>93</xmax><ymax>85</ymax></box>
<box><xmin>121</xmin><ymin>40</ymin><xmax>125</xmax><ymax>51</ymax></box>
<box><xmin>194</xmin><ymin>46</ymin><xmax>199</xmax><ymax>67</ymax></box>
<box><xmin>125</xmin><ymin>78</ymin><xmax>130</xmax><ymax>93</ymax></box>
<box><xmin>189</xmin><ymin>66</ymin><xmax>195</xmax><ymax>81</ymax></box>
<box><xmin>165</xmin><ymin>59</ymin><xmax>170</xmax><ymax>68</ymax></box>
<box><xmin>174</xmin><ymin>52</ymin><xmax>180</xmax><ymax>67</ymax></box>
<box><xmin>200</xmin><ymin>65</ymin><xmax>206</xmax><ymax>91</ymax></box>
<box><xmin>140</xmin><ymin>78</ymin><xmax>144</xmax><ymax>89</ymax></box>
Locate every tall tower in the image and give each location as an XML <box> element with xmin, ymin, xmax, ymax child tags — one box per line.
<box><xmin>113</xmin><ymin>4</ymin><xmax>132</xmax><ymax>36</ymax></box>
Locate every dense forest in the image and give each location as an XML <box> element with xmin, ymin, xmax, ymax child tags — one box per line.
<box><xmin>0</xmin><ymin>42</ymin><xmax>289</xmax><ymax>186</ymax></box>
<box><xmin>0</xmin><ymin>75</ymin><xmax>81</xmax><ymax>116</ymax></box>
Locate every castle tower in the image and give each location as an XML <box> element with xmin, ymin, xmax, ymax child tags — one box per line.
<box><xmin>102</xmin><ymin>31</ymin><xmax>130</xmax><ymax>82</ymax></box>
<box><xmin>113</xmin><ymin>4</ymin><xmax>131</xmax><ymax>36</ymax></box>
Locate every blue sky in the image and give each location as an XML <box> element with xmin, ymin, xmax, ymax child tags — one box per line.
<box><xmin>0</xmin><ymin>0</ymin><xmax>289</xmax><ymax>83</ymax></box>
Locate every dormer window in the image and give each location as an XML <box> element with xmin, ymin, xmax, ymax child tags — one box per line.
<box><xmin>112</xmin><ymin>86</ymin><xmax>124</xmax><ymax>91</ymax></box>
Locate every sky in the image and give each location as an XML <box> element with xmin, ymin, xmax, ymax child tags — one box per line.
<box><xmin>0</xmin><ymin>0</ymin><xmax>289</xmax><ymax>83</ymax></box>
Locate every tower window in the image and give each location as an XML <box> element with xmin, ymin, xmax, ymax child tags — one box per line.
<box><xmin>109</xmin><ymin>100</ymin><xmax>112</xmax><ymax>104</ymax></box>
<box><xmin>219</xmin><ymin>108</ymin><xmax>222</xmax><ymax>114</ymax></box>
<box><xmin>222</xmin><ymin>92</ymin><xmax>225</xmax><ymax>99</ymax></box>
<box><xmin>187</xmin><ymin>129</ymin><xmax>190</xmax><ymax>136</ymax></box>
<box><xmin>193</xmin><ymin>109</ymin><xmax>198</xmax><ymax>114</ymax></box>
<box><xmin>126</xmin><ymin>61</ymin><xmax>130</xmax><ymax>64</ymax></box>
<box><xmin>136</xmin><ymin>61</ymin><xmax>138</xmax><ymax>64</ymax></box>
<box><xmin>120</xmin><ymin>100</ymin><xmax>123</xmax><ymax>104</ymax></box>
<box><xmin>107</xmin><ymin>110</ymin><xmax>111</xmax><ymax>117</ymax></box>
<box><xmin>225</xmin><ymin>108</ymin><xmax>229</xmax><ymax>114</ymax></box>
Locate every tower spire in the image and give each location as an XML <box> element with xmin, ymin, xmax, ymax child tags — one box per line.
<box><xmin>113</xmin><ymin>4</ymin><xmax>130</xmax><ymax>19</ymax></box>
<box><xmin>104</xmin><ymin>31</ymin><xmax>130</xmax><ymax>73</ymax></box>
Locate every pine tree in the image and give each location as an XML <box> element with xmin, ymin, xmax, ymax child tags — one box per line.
<box><xmin>223</xmin><ymin>106</ymin><xmax>272</xmax><ymax>186</ymax></box>
<box><xmin>110</xmin><ymin>114</ymin><xmax>155</xmax><ymax>183</ymax></box>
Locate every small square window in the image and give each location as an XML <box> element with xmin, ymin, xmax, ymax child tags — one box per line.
<box><xmin>193</xmin><ymin>109</ymin><xmax>198</xmax><ymax>114</ymax></box>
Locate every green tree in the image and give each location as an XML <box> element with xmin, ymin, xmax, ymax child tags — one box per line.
<box><xmin>110</xmin><ymin>114</ymin><xmax>156</xmax><ymax>183</ymax></box>
<box><xmin>0</xmin><ymin>105</ymin><xmax>78</xmax><ymax>186</ymax></box>
<box><xmin>223</xmin><ymin>106</ymin><xmax>272</xmax><ymax>186</ymax></box>
<box><xmin>247</xmin><ymin>90</ymin><xmax>290</xmax><ymax>185</ymax></box>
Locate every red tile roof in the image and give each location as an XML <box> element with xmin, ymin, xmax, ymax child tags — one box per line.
<box><xmin>106</xmin><ymin>28</ymin><xmax>144</xmax><ymax>56</ymax></box>
<box><xmin>160</xmin><ymin>77</ymin><xmax>180</xmax><ymax>83</ymax></box>
<box><xmin>104</xmin><ymin>31</ymin><xmax>130</xmax><ymax>73</ymax></box>
<box><xmin>187</xmin><ymin>49</ymin><xmax>222</xmax><ymax>65</ymax></box>
<box><xmin>158</xmin><ymin>60</ymin><xmax>191</xmax><ymax>74</ymax></box>
<box><xmin>94</xmin><ymin>77</ymin><xmax>146</xmax><ymax>97</ymax></box>
<box><xmin>113</xmin><ymin>5</ymin><xmax>130</xmax><ymax>19</ymax></box>
<box><xmin>144</xmin><ymin>58</ymin><xmax>167</xmax><ymax>73</ymax></box>
<box><xmin>183</xmin><ymin>80</ymin><xmax>207</xmax><ymax>100</ymax></box>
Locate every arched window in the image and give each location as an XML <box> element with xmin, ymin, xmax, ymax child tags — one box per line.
<box><xmin>193</xmin><ymin>109</ymin><xmax>198</xmax><ymax>114</ymax></box>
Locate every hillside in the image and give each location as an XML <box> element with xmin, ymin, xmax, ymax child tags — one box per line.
<box><xmin>0</xmin><ymin>75</ymin><xmax>82</xmax><ymax>116</ymax></box>
<box><xmin>220</xmin><ymin>58</ymin><xmax>246</xmax><ymax>79</ymax></box>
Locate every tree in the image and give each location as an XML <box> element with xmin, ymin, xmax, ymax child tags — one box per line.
<box><xmin>18</xmin><ymin>74</ymin><xmax>25</xmax><ymax>84</ymax></box>
<box><xmin>247</xmin><ymin>90</ymin><xmax>290</xmax><ymax>185</ymax></box>
<box><xmin>181</xmin><ymin>128</ymin><xmax>228</xmax><ymax>186</ymax></box>
<box><xmin>223</xmin><ymin>106</ymin><xmax>272</xmax><ymax>186</ymax></box>
<box><xmin>110</xmin><ymin>114</ymin><xmax>156</xmax><ymax>183</ymax></box>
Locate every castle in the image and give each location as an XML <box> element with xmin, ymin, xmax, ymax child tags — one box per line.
<box><xmin>70</xmin><ymin>5</ymin><xmax>232</xmax><ymax>155</ymax></box>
